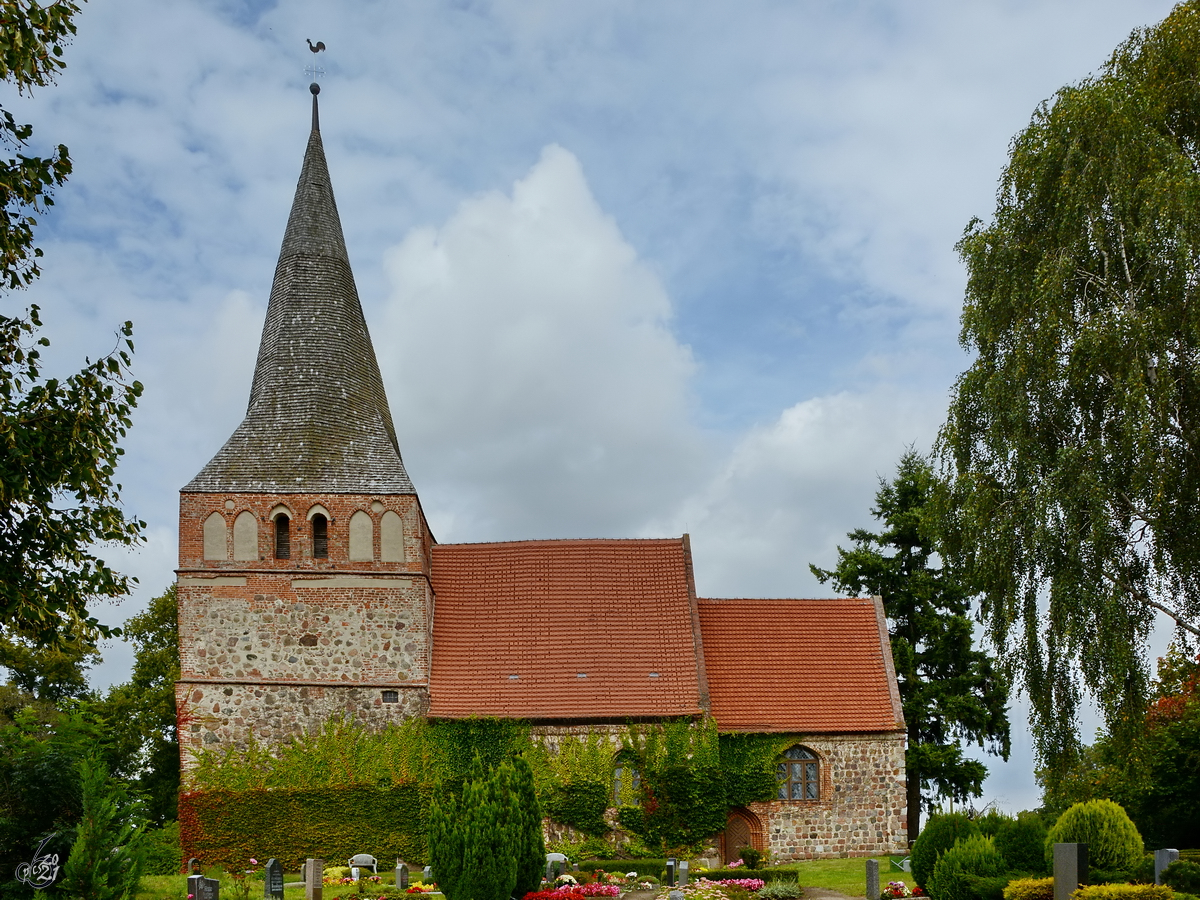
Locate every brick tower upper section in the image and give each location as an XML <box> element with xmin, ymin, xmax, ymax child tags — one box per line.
<box><xmin>176</xmin><ymin>88</ymin><xmax>431</xmax><ymax>767</ymax></box>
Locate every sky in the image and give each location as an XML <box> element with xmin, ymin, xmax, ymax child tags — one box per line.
<box><xmin>4</xmin><ymin>0</ymin><xmax>1187</xmax><ymax>814</ymax></box>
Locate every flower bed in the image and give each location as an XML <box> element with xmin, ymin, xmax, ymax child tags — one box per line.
<box><xmin>524</xmin><ymin>885</ymin><xmax>621</xmax><ymax>899</ymax></box>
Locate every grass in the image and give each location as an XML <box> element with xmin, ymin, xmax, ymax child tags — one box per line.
<box><xmin>771</xmin><ymin>857</ymin><xmax>916</xmax><ymax>897</ymax></box>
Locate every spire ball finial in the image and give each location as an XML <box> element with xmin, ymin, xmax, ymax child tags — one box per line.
<box><xmin>310</xmin><ymin>82</ymin><xmax>320</xmax><ymax>95</ymax></box>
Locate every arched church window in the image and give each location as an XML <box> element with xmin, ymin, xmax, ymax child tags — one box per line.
<box><xmin>274</xmin><ymin>513</ymin><xmax>291</xmax><ymax>559</ymax></box>
<box><xmin>777</xmin><ymin>746</ymin><xmax>819</xmax><ymax>800</ymax></box>
<box><xmin>203</xmin><ymin>512</ymin><xmax>227</xmax><ymax>560</ymax></box>
<box><xmin>312</xmin><ymin>514</ymin><xmax>329</xmax><ymax>558</ymax></box>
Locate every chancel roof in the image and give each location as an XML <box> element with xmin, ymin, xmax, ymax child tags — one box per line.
<box><xmin>184</xmin><ymin>91</ymin><xmax>414</xmax><ymax>495</ymax></box>
<box><xmin>697</xmin><ymin>596</ymin><xmax>906</xmax><ymax>733</ymax></box>
<box><xmin>428</xmin><ymin>538</ymin><xmax>709</xmax><ymax>720</ymax></box>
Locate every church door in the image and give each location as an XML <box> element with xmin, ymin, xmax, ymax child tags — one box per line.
<box><xmin>721</xmin><ymin>807</ymin><xmax>762</xmax><ymax>864</ymax></box>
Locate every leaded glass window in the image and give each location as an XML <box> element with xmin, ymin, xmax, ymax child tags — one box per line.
<box><xmin>776</xmin><ymin>746</ymin><xmax>819</xmax><ymax>800</ymax></box>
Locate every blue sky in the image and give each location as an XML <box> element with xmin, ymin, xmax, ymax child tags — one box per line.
<box><xmin>5</xmin><ymin>0</ymin><xmax>1186</xmax><ymax>814</ymax></box>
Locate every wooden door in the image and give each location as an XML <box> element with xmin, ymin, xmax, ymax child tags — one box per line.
<box><xmin>722</xmin><ymin>808</ymin><xmax>760</xmax><ymax>864</ymax></box>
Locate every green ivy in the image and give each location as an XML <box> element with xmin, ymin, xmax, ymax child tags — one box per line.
<box><xmin>185</xmin><ymin>716</ymin><xmax>811</xmax><ymax>864</ymax></box>
<box><xmin>718</xmin><ymin>732</ymin><xmax>797</xmax><ymax>808</ymax></box>
<box><xmin>179</xmin><ymin>782</ymin><xmax>427</xmax><ymax>870</ymax></box>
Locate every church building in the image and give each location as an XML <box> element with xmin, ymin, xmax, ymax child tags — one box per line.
<box><xmin>175</xmin><ymin>86</ymin><xmax>908</xmax><ymax>863</ymax></box>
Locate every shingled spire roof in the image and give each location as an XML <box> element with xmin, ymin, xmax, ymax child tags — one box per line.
<box><xmin>184</xmin><ymin>86</ymin><xmax>415</xmax><ymax>495</ymax></box>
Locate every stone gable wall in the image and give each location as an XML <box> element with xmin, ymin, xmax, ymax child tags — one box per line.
<box><xmin>748</xmin><ymin>732</ymin><xmax>908</xmax><ymax>859</ymax></box>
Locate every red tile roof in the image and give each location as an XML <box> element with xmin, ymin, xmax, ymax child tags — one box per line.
<box><xmin>429</xmin><ymin>538</ymin><xmax>705</xmax><ymax>720</ymax></box>
<box><xmin>697</xmin><ymin>596</ymin><xmax>905</xmax><ymax>733</ymax></box>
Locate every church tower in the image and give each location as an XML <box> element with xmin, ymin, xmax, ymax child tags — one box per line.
<box><xmin>175</xmin><ymin>86</ymin><xmax>432</xmax><ymax>768</ymax></box>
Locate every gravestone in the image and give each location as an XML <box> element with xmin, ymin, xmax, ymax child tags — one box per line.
<box><xmin>1053</xmin><ymin>843</ymin><xmax>1088</xmax><ymax>900</ymax></box>
<box><xmin>188</xmin><ymin>858</ymin><xmax>200</xmax><ymax>875</ymax></box>
<box><xmin>545</xmin><ymin>853</ymin><xmax>567</xmax><ymax>880</ymax></box>
<box><xmin>305</xmin><ymin>858</ymin><xmax>324</xmax><ymax>900</ymax></box>
<box><xmin>867</xmin><ymin>859</ymin><xmax>880</xmax><ymax>900</ymax></box>
<box><xmin>395</xmin><ymin>861</ymin><xmax>409</xmax><ymax>889</ymax></box>
<box><xmin>1155</xmin><ymin>849</ymin><xmax>1180</xmax><ymax>885</ymax></box>
<box><xmin>188</xmin><ymin>875</ymin><xmax>219</xmax><ymax>900</ymax></box>
<box><xmin>669</xmin><ymin>892</ymin><xmax>684</xmax><ymax>900</ymax></box>
<box><xmin>423</xmin><ymin>866</ymin><xmax>433</xmax><ymax>882</ymax></box>
<box><xmin>678</xmin><ymin>861</ymin><xmax>689</xmax><ymax>886</ymax></box>
<box><xmin>264</xmin><ymin>859</ymin><xmax>284</xmax><ymax>900</ymax></box>
<box><xmin>666</xmin><ymin>859</ymin><xmax>676</xmax><ymax>887</ymax></box>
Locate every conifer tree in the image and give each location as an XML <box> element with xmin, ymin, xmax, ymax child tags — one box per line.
<box><xmin>511</xmin><ymin>752</ymin><xmax>547</xmax><ymax>898</ymax></box>
<box><xmin>427</xmin><ymin>780</ymin><xmax>463</xmax><ymax>899</ymax></box>
<box><xmin>812</xmin><ymin>451</ymin><xmax>1010</xmax><ymax>836</ymax></box>
<box><xmin>58</xmin><ymin>754</ymin><xmax>146</xmax><ymax>900</ymax></box>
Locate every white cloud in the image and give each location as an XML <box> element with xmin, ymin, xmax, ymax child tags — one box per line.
<box><xmin>379</xmin><ymin>144</ymin><xmax>708</xmax><ymax>541</ymax></box>
<box><xmin>673</xmin><ymin>388</ymin><xmax>945</xmax><ymax>599</ymax></box>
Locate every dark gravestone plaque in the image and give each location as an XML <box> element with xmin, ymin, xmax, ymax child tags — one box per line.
<box><xmin>188</xmin><ymin>875</ymin><xmax>219</xmax><ymax>900</ymax></box>
<box><xmin>264</xmin><ymin>858</ymin><xmax>284</xmax><ymax>899</ymax></box>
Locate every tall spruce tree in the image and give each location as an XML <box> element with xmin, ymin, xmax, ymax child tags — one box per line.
<box><xmin>811</xmin><ymin>451</ymin><xmax>1010</xmax><ymax>836</ymax></box>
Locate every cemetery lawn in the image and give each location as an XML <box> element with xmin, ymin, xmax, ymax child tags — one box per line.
<box><xmin>137</xmin><ymin>874</ymin><xmax>310</xmax><ymax>900</ymax></box>
<box><xmin>772</xmin><ymin>857</ymin><xmax>915</xmax><ymax>897</ymax></box>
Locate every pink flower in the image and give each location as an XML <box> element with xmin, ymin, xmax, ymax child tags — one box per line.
<box><xmin>250</xmin><ymin>858</ymin><xmax>258</xmax><ymax>865</ymax></box>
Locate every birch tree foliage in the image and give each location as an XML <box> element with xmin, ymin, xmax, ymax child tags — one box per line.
<box><xmin>938</xmin><ymin>2</ymin><xmax>1200</xmax><ymax>784</ymax></box>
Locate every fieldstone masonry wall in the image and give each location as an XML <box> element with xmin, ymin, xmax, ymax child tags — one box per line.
<box><xmin>176</xmin><ymin>682</ymin><xmax>426</xmax><ymax>760</ymax></box>
<box><xmin>176</xmin><ymin>490</ymin><xmax>434</xmax><ymax>774</ymax></box>
<box><xmin>750</xmin><ymin>732</ymin><xmax>907</xmax><ymax>859</ymax></box>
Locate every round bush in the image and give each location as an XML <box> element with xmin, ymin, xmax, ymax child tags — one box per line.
<box><xmin>995</xmin><ymin>812</ymin><xmax>1049</xmax><ymax>875</ymax></box>
<box><xmin>1043</xmin><ymin>800</ymin><xmax>1143</xmax><ymax>872</ymax></box>
<box><xmin>926</xmin><ymin>834</ymin><xmax>1006</xmax><ymax>900</ymax></box>
<box><xmin>1163</xmin><ymin>860</ymin><xmax>1200</xmax><ymax>895</ymax></box>
<box><xmin>912</xmin><ymin>813</ymin><xmax>981</xmax><ymax>889</ymax></box>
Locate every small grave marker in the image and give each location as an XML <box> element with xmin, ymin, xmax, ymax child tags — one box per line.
<box><xmin>305</xmin><ymin>858</ymin><xmax>324</xmax><ymax>900</ymax></box>
<box><xmin>666</xmin><ymin>859</ymin><xmax>676</xmax><ymax>887</ymax></box>
<box><xmin>188</xmin><ymin>874</ymin><xmax>220</xmax><ymax>900</ymax></box>
<box><xmin>678</xmin><ymin>861</ymin><xmax>689</xmax><ymax>886</ymax></box>
<box><xmin>1155</xmin><ymin>850</ymin><xmax>1180</xmax><ymax>886</ymax></box>
<box><xmin>867</xmin><ymin>859</ymin><xmax>880</xmax><ymax>900</ymax></box>
<box><xmin>1053</xmin><ymin>843</ymin><xmax>1088</xmax><ymax>900</ymax></box>
<box><xmin>395</xmin><ymin>861</ymin><xmax>409</xmax><ymax>889</ymax></box>
<box><xmin>188</xmin><ymin>858</ymin><xmax>200</xmax><ymax>875</ymax></box>
<box><xmin>264</xmin><ymin>858</ymin><xmax>284</xmax><ymax>900</ymax></box>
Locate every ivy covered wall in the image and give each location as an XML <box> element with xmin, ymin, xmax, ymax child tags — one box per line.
<box><xmin>181</xmin><ymin>716</ymin><xmax>892</xmax><ymax>867</ymax></box>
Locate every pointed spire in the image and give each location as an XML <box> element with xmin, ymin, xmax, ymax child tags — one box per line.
<box><xmin>185</xmin><ymin>90</ymin><xmax>415</xmax><ymax>495</ymax></box>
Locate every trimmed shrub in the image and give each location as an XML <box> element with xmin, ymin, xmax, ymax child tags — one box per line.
<box><xmin>1003</xmin><ymin>877</ymin><xmax>1054</xmax><ymax>900</ymax></box>
<box><xmin>996</xmin><ymin>813</ymin><xmax>1049</xmax><ymax>875</ymax></box>
<box><xmin>913</xmin><ymin>813</ymin><xmax>981</xmax><ymax>889</ymax></box>
<box><xmin>179</xmin><ymin>783</ymin><xmax>427</xmax><ymax>871</ymax></box>
<box><xmin>926</xmin><ymin>835</ymin><xmax>1006</xmax><ymax>900</ymax></box>
<box><xmin>1163</xmin><ymin>860</ymin><xmax>1200</xmax><ymax>895</ymax></box>
<box><xmin>576</xmin><ymin>860</ymin><xmax>666</xmax><ymax>878</ymax></box>
<box><xmin>962</xmin><ymin>875</ymin><xmax>1011</xmax><ymax>900</ymax></box>
<box><xmin>1071</xmin><ymin>885</ymin><xmax>1172</xmax><ymax>900</ymax></box>
<box><xmin>1044</xmin><ymin>801</ymin><xmax>1143</xmax><ymax>873</ymax></box>
<box><xmin>759</xmin><ymin>883</ymin><xmax>805</xmax><ymax>900</ymax></box>
<box><xmin>1091</xmin><ymin>869</ymin><xmax>1136</xmax><ymax>885</ymax></box>
<box><xmin>977</xmin><ymin>811</ymin><xmax>1014</xmax><ymax>838</ymax></box>
<box><xmin>141</xmin><ymin>820</ymin><xmax>183</xmax><ymax>875</ymax></box>
<box><xmin>740</xmin><ymin>846</ymin><xmax>763</xmax><ymax>868</ymax></box>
